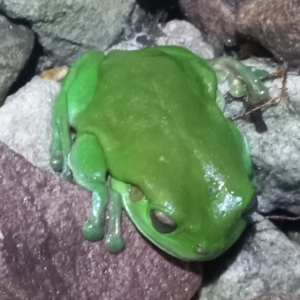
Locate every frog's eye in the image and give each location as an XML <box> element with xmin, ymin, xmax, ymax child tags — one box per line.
<box><xmin>129</xmin><ymin>185</ymin><xmax>144</xmax><ymax>201</ymax></box>
<box><xmin>150</xmin><ymin>210</ymin><xmax>177</xmax><ymax>233</ymax></box>
<box><xmin>242</xmin><ymin>194</ymin><xmax>258</xmax><ymax>218</ymax></box>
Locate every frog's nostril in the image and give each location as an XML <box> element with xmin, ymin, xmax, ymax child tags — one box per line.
<box><xmin>197</xmin><ymin>245</ymin><xmax>204</xmax><ymax>254</ymax></box>
<box><xmin>197</xmin><ymin>244</ymin><xmax>224</xmax><ymax>258</ymax></box>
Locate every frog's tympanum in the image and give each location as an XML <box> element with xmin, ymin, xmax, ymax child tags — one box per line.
<box><xmin>50</xmin><ymin>46</ymin><xmax>264</xmax><ymax>260</ymax></box>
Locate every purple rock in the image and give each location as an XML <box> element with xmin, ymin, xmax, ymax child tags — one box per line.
<box><xmin>0</xmin><ymin>142</ymin><xmax>201</xmax><ymax>300</ymax></box>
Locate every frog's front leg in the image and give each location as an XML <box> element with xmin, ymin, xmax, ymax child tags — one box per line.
<box><xmin>209</xmin><ymin>57</ymin><xmax>269</xmax><ymax>105</ymax></box>
<box><xmin>50</xmin><ymin>90</ymin><xmax>73</xmax><ymax>181</ymax></box>
<box><xmin>69</xmin><ymin>133</ymin><xmax>124</xmax><ymax>252</ymax></box>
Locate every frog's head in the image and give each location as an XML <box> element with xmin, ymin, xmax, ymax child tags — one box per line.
<box><xmin>122</xmin><ymin>173</ymin><xmax>256</xmax><ymax>261</ymax></box>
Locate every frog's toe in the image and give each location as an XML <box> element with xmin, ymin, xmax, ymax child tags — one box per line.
<box><xmin>105</xmin><ymin>234</ymin><xmax>125</xmax><ymax>253</ymax></box>
<box><xmin>50</xmin><ymin>152</ymin><xmax>63</xmax><ymax>172</ymax></box>
<box><xmin>82</xmin><ymin>222</ymin><xmax>105</xmax><ymax>241</ymax></box>
<box><xmin>215</xmin><ymin>69</ymin><xmax>228</xmax><ymax>83</ymax></box>
<box><xmin>210</xmin><ymin>57</ymin><xmax>269</xmax><ymax>105</ymax></box>
<box><xmin>237</xmin><ymin>66</ymin><xmax>269</xmax><ymax>103</ymax></box>
<box><xmin>252</xmin><ymin>68</ymin><xmax>269</xmax><ymax>80</ymax></box>
<box><xmin>229</xmin><ymin>79</ymin><xmax>247</xmax><ymax>98</ymax></box>
<box><xmin>62</xmin><ymin>168</ymin><xmax>73</xmax><ymax>182</ymax></box>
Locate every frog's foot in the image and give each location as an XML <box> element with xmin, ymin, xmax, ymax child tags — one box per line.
<box><xmin>82</xmin><ymin>188</ymin><xmax>125</xmax><ymax>252</ymax></box>
<box><xmin>50</xmin><ymin>150</ymin><xmax>63</xmax><ymax>172</ymax></box>
<box><xmin>105</xmin><ymin>189</ymin><xmax>125</xmax><ymax>253</ymax></box>
<box><xmin>229</xmin><ymin>68</ymin><xmax>287</xmax><ymax>122</ymax></box>
<box><xmin>50</xmin><ymin>150</ymin><xmax>73</xmax><ymax>182</ymax></box>
<box><xmin>210</xmin><ymin>57</ymin><xmax>269</xmax><ymax>105</ymax></box>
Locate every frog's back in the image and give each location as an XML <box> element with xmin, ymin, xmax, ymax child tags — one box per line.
<box><xmin>76</xmin><ymin>46</ymin><xmax>248</xmax><ymax>210</ymax></box>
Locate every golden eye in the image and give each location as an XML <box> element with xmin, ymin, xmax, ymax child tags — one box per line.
<box><xmin>129</xmin><ymin>185</ymin><xmax>144</xmax><ymax>201</ymax></box>
<box><xmin>150</xmin><ymin>210</ymin><xmax>177</xmax><ymax>233</ymax></box>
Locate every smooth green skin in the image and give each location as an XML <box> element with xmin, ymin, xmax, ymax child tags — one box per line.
<box><xmin>50</xmin><ymin>46</ymin><xmax>265</xmax><ymax>260</ymax></box>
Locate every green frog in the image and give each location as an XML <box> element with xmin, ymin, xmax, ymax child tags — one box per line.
<box><xmin>50</xmin><ymin>46</ymin><xmax>267</xmax><ymax>260</ymax></box>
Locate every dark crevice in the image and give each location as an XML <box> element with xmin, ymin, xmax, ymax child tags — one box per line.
<box><xmin>7</xmin><ymin>34</ymin><xmax>44</xmax><ymax>96</ymax></box>
<box><xmin>200</xmin><ymin>225</ymin><xmax>255</xmax><ymax>287</ymax></box>
<box><xmin>190</xmin><ymin>288</ymin><xmax>201</xmax><ymax>300</ymax></box>
<box><xmin>137</xmin><ymin>0</ymin><xmax>184</xmax><ymax>21</ymax></box>
<box><xmin>0</xmin><ymin>12</ymin><xmax>44</xmax><ymax>96</ymax></box>
<box><xmin>0</xmin><ymin>11</ymin><xmax>33</xmax><ymax>28</ymax></box>
<box><xmin>224</xmin><ymin>34</ymin><xmax>274</xmax><ymax>61</ymax></box>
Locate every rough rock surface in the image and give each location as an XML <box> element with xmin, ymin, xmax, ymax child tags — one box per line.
<box><xmin>0</xmin><ymin>14</ymin><xmax>34</xmax><ymax>106</ymax></box>
<box><xmin>179</xmin><ymin>0</ymin><xmax>236</xmax><ymax>51</ymax></box>
<box><xmin>180</xmin><ymin>0</ymin><xmax>300</xmax><ymax>67</ymax></box>
<box><xmin>234</xmin><ymin>61</ymin><xmax>300</xmax><ymax>214</ymax></box>
<box><xmin>1</xmin><ymin>19</ymin><xmax>300</xmax><ymax>300</ymax></box>
<box><xmin>0</xmin><ymin>0</ymin><xmax>135</xmax><ymax>65</ymax></box>
<box><xmin>237</xmin><ymin>0</ymin><xmax>300</xmax><ymax>68</ymax></box>
<box><xmin>0</xmin><ymin>77</ymin><xmax>60</xmax><ymax>171</ymax></box>
<box><xmin>155</xmin><ymin>20</ymin><xmax>214</xmax><ymax>59</ymax></box>
<box><xmin>0</xmin><ymin>142</ymin><xmax>201</xmax><ymax>300</ymax></box>
<box><xmin>250</xmin><ymin>291</ymin><xmax>298</xmax><ymax>300</ymax></box>
<box><xmin>199</xmin><ymin>214</ymin><xmax>300</xmax><ymax>300</ymax></box>
<box><xmin>220</xmin><ymin>56</ymin><xmax>300</xmax><ymax>215</ymax></box>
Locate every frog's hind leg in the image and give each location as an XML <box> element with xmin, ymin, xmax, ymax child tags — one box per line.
<box><xmin>209</xmin><ymin>57</ymin><xmax>269</xmax><ymax>104</ymax></box>
<box><xmin>69</xmin><ymin>133</ymin><xmax>108</xmax><ymax>242</ymax></box>
<box><xmin>69</xmin><ymin>133</ymin><xmax>124</xmax><ymax>252</ymax></box>
<box><xmin>50</xmin><ymin>51</ymin><xmax>106</xmax><ymax>181</ymax></box>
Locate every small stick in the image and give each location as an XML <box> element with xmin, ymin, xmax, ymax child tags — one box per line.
<box><xmin>266</xmin><ymin>215</ymin><xmax>300</xmax><ymax>221</ymax></box>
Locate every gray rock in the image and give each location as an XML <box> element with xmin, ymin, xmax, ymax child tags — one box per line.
<box><xmin>0</xmin><ymin>142</ymin><xmax>201</xmax><ymax>300</ymax></box>
<box><xmin>250</xmin><ymin>291</ymin><xmax>298</xmax><ymax>300</ymax></box>
<box><xmin>0</xmin><ymin>0</ymin><xmax>135</xmax><ymax>65</ymax></box>
<box><xmin>234</xmin><ymin>66</ymin><xmax>300</xmax><ymax>214</ymax></box>
<box><xmin>199</xmin><ymin>214</ymin><xmax>300</xmax><ymax>300</ymax></box>
<box><xmin>109</xmin><ymin>20</ymin><xmax>215</xmax><ymax>59</ymax></box>
<box><xmin>155</xmin><ymin>20</ymin><xmax>214</xmax><ymax>60</ymax></box>
<box><xmin>0</xmin><ymin>14</ymin><xmax>34</xmax><ymax>106</ymax></box>
<box><xmin>108</xmin><ymin>33</ymin><xmax>145</xmax><ymax>52</ymax></box>
<box><xmin>218</xmin><ymin>57</ymin><xmax>300</xmax><ymax>215</ymax></box>
<box><xmin>0</xmin><ymin>76</ymin><xmax>60</xmax><ymax>171</ymax></box>
<box><xmin>109</xmin><ymin>19</ymin><xmax>215</xmax><ymax>59</ymax></box>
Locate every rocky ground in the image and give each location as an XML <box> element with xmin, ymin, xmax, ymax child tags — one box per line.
<box><xmin>0</xmin><ymin>1</ymin><xmax>300</xmax><ymax>300</ymax></box>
